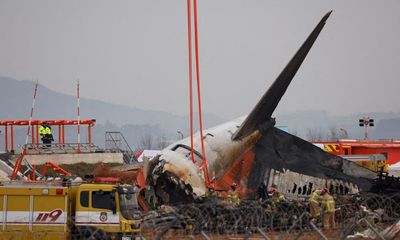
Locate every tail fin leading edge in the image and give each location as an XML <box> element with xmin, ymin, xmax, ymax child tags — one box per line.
<box><xmin>232</xmin><ymin>11</ymin><xmax>332</xmax><ymax>140</ymax></box>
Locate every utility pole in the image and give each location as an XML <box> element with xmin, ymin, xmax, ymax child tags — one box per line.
<box><xmin>359</xmin><ymin>117</ymin><xmax>374</xmax><ymax>140</ymax></box>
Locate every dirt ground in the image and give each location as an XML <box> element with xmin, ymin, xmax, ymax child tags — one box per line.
<box><xmin>141</xmin><ymin>228</ymin><xmax>359</xmax><ymax>240</ymax></box>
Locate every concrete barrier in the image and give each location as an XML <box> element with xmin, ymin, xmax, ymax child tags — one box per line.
<box><xmin>20</xmin><ymin>152</ymin><xmax>124</xmax><ymax>166</ymax></box>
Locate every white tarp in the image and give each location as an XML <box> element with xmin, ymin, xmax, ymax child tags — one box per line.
<box><xmin>135</xmin><ymin>150</ymin><xmax>161</xmax><ymax>162</ymax></box>
<box><xmin>388</xmin><ymin>162</ymin><xmax>400</xmax><ymax>177</ymax></box>
<box><xmin>389</xmin><ymin>162</ymin><xmax>400</xmax><ymax>171</ymax></box>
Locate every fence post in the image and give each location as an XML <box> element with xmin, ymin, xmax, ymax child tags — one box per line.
<box><xmin>360</xmin><ymin>218</ymin><xmax>385</xmax><ymax>240</ymax></box>
<box><xmin>309</xmin><ymin>221</ymin><xmax>328</xmax><ymax>240</ymax></box>
<box><xmin>257</xmin><ymin>227</ymin><xmax>271</xmax><ymax>240</ymax></box>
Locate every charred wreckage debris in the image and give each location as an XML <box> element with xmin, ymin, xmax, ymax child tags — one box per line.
<box><xmin>90</xmin><ymin>10</ymin><xmax>400</xmax><ymax>238</ymax></box>
<box><xmin>135</xmin><ymin>11</ymin><xmax>375</xmax><ymax>208</ymax></box>
<box><xmin>140</xmin><ymin>193</ymin><xmax>400</xmax><ymax>238</ymax></box>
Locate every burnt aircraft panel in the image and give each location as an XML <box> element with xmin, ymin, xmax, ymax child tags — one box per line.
<box><xmin>248</xmin><ymin>127</ymin><xmax>374</xmax><ymax>191</ymax></box>
<box><xmin>266</xmin><ymin>168</ymin><xmax>360</xmax><ymax>200</ymax></box>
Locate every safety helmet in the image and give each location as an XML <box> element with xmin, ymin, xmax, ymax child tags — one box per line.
<box><xmin>321</xmin><ymin>188</ymin><xmax>329</xmax><ymax>194</ymax></box>
<box><xmin>268</xmin><ymin>187</ymin><xmax>277</xmax><ymax>193</ymax></box>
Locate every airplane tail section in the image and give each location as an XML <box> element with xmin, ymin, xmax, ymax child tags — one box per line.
<box><xmin>248</xmin><ymin>127</ymin><xmax>374</xmax><ymax>192</ymax></box>
<box><xmin>232</xmin><ymin>11</ymin><xmax>332</xmax><ymax>140</ymax></box>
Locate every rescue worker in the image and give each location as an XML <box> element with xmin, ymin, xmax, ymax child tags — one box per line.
<box><xmin>256</xmin><ymin>182</ymin><xmax>268</xmax><ymax>201</ymax></box>
<box><xmin>39</xmin><ymin>122</ymin><xmax>47</xmax><ymax>144</ymax></box>
<box><xmin>208</xmin><ymin>188</ymin><xmax>220</xmax><ymax>198</ymax></box>
<box><xmin>321</xmin><ymin>189</ymin><xmax>336</xmax><ymax>230</ymax></box>
<box><xmin>39</xmin><ymin>122</ymin><xmax>53</xmax><ymax>146</ymax></box>
<box><xmin>377</xmin><ymin>160</ymin><xmax>388</xmax><ymax>173</ymax></box>
<box><xmin>226</xmin><ymin>183</ymin><xmax>240</xmax><ymax>206</ymax></box>
<box><xmin>268</xmin><ymin>186</ymin><xmax>285</xmax><ymax>205</ymax></box>
<box><xmin>309</xmin><ymin>188</ymin><xmax>323</xmax><ymax>220</ymax></box>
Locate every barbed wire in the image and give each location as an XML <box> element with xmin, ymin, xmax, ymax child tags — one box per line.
<box><xmin>142</xmin><ymin>193</ymin><xmax>400</xmax><ymax>239</ymax></box>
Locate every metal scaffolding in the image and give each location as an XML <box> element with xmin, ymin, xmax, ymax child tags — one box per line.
<box><xmin>0</xmin><ymin>119</ymin><xmax>96</xmax><ymax>153</ymax></box>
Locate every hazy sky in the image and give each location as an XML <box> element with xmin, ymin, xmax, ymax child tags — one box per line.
<box><xmin>0</xmin><ymin>1</ymin><xmax>399</xmax><ymax>119</ymax></box>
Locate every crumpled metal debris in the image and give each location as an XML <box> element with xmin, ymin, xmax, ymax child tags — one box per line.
<box><xmin>142</xmin><ymin>193</ymin><xmax>400</xmax><ymax>238</ymax></box>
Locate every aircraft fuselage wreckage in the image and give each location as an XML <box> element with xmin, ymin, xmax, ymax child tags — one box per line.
<box><xmin>141</xmin><ymin>11</ymin><xmax>376</xmax><ymax>206</ymax></box>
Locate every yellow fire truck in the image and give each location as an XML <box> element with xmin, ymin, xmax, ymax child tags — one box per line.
<box><xmin>0</xmin><ymin>178</ymin><xmax>141</xmax><ymax>240</ymax></box>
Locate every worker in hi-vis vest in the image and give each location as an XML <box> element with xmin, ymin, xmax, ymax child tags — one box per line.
<box><xmin>309</xmin><ymin>189</ymin><xmax>323</xmax><ymax>220</ymax></box>
<box><xmin>321</xmin><ymin>188</ymin><xmax>336</xmax><ymax>230</ymax></box>
<box><xmin>226</xmin><ymin>183</ymin><xmax>240</xmax><ymax>206</ymax></box>
<box><xmin>268</xmin><ymin>185</ymin><xmax>286</xmax><ymax>206</ymax></box>
<box><xmin>39</xmin><ymin>122</ymin><xmax>53</xmax><ymax>146</ymax></box>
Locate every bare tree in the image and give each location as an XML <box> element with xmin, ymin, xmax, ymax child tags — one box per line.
<box><xmin>327</xmin><ymin>126</ymin><xmax>339</xmax><ymax>141</ymax></box>
<box><xmin>290</xmin><ymin>129</ymin><xmax>298</xmax><ymax>137</ymax></box>
<box><xmin>155</xmin><ymin>135</ymin><xmax>169</xmax><ymax>150</ymax></box>
<box><xmin>306</xmin><ymin>128</ymin><xmax>324</xmax><ymax>142</ymax></box>
<box><xmin>326</xmin><ymin>126</ymin><xmax>348</xmax><ymax>141</ymax></box>
<box><xmin>139</xmin><ymin>134</ymin><xmax>153</xmax><ymax>150</ymax></box>
<box><xmin>138</xmin><ymin>134</ymin><xmax>171</xmax><ymax>150</ymax></box>
<box><xmin>339</xmin><ymin>128</ymin><xmax>349</xmax><ymax>139</ymax></box>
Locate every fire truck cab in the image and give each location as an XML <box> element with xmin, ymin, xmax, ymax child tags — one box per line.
<box><xmin>0</xmin><ymin>180</ymin><xmax>141</xmax><ymax>240</ymax></box>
